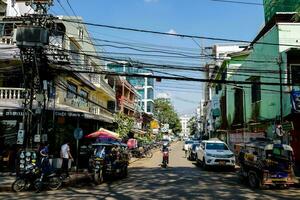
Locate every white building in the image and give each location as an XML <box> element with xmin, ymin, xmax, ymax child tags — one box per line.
<box><xmin>180</xmin><ymin>115</ymin><xmax>191</xmax><ymax>138</ymax></box>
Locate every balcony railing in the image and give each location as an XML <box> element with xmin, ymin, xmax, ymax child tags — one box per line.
<box><xmin>0</xmin><ymin>87</ymin><xmax>25</xmax><ymax>100</ymax></box>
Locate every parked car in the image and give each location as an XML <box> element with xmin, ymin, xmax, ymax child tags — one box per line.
<box><xmin>196</xmin><ymin>139</ymin><xmax>235</xmax><ymax>170</ymax></box>
<box><xmin>187</xmin><ymin>143</ymin><xmax>200</xmax><ymax>161</ymax></box>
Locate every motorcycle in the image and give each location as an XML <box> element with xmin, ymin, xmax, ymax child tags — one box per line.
<box><xmin>34</xmin><ymin>157</ymin><xmax>62</xmax><ymax>192</ymax></box>
<box><xmin>162</xmin><ymin>150</ymin><xmax>169</xmax><ymax>168</ymax></box>
<box><xmin>12</xmin><ymin>164</ymin><xmax>40</xmax><ymax>192</ymax></box>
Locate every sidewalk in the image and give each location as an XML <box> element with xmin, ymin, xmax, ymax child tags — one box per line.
<box><xmin>0</xmin><ymin>156</ymin><xmax>145</xmax><ymax>192</ymax></box>
<box><xmin>0</xmin><ymin>171</ymin><xmax>91</xmax><ymax>192</ymax></box>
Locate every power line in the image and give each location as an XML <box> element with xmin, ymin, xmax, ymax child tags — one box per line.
<box><xmin>50</xmin><ymin>66</ymin><xmax>293</xmax><ymax>86</ymax></box>
<box><xmin>61</xmin><ymin>18</ymin><xmax>300</xmax><ymax>48</ymax></box>
<box><xmin>210</xmin><ymin>0</ymin><xmax>262</xmax><ymax>6</ymax></box>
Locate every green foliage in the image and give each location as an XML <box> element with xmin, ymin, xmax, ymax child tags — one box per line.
<box><xmin>113</xmin><ymin>113</ymin><xmax>134</xmax><ymax>139</ymax></box>
<box><xmin>153</xmin><ymin>98</ymin><xmax>182</xmax><ymax>134</ymax></box>
<box><xmin>187</xmin><ymin>116</ymin><xmax>197</xmax><ymax>135</ymax></box>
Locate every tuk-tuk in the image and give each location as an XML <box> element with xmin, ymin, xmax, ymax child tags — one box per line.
<box><xmin>237</xmin><ymin>140</ymin><xmax>296</xmax><ymax>189</ymax></box>
<box><xmin>89</xmin><ymin>141</ymin><xmax>129</xmax><ymax>184</ymax></box>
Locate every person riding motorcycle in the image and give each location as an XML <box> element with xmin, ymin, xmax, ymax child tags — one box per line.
<box><xmin>162</xmin><ymin>143</ymin><xmax>170</xmax><ymax>165</ymax></box>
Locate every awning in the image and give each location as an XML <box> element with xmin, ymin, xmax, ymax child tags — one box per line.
<box><xmin>85</xmin><ymin>128</ymin><xmax>119</xmax><ymax>139</ymax></box>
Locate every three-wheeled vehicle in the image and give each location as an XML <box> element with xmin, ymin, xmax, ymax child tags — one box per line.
<box><xmin>89</xmin><ymin>141</ymin><xmax>129</xmax><ymax>184</ymax></box>
<box><xmin>236</xmin><ymin>140</ymin><xmax>296</xmax><ymax>189</ymax></box>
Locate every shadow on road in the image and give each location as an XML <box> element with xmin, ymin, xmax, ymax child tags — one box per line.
<box><xmin>1</xmin><ymin>165</ymin><xmax>299</xmax><ymax>200</ymax></box>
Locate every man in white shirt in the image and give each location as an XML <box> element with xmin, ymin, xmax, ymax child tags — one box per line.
<box><xmin>60</xmin><ymin>141</ymin><xmax>73</xmax><ymax>177</ymax></box>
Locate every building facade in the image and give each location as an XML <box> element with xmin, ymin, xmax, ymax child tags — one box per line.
<box><xmin>107</xmin><ymin>62</ymin><xmax>155</xmax><ymax>115</ymax></box>
<box><xmin>0</xmin><ymin>5</ymin><xmax>117</xmax><ymax>170</ymax></box>
<box><xmin>180</xmin><ymin>115</ymin><xmax>191</xmax><ymax>138</ymax></box>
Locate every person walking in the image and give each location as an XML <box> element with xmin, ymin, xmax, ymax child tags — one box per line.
<box><xmin>60</xmin><ymin>140</ymin><xmax>73</xmax><ymax>178</ymax></box>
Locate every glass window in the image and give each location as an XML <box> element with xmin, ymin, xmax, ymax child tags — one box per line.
<box><xmin>138</xmin><ymin>89</ymin><xmax>145</xmax><ymax>99</ymax></box>
<box><xmin>147</xmin><ymin>101</ymin><xmax>154</xmax><ymax>113</ymax></box>
<box><xmin>128</xmin><ymin>77</ymin><xmax>145</xmax><ymax>87</ymax></box>
<box><xmin>79</xmin><ymin>89</ymin><xmax>88</xmax><ymax>105</ymax></box>
<box><xmin>147</xmin><ymin>88</ymin><xmax>154</xmax><ymax>99</ymax></box>
<box><xmin>206</xmin><ymin>143</ymin><xmax>228</xmax><ymax>150</ymax></box>
<box><xmin>67</xmin><ymin>82</ymin><xmax>77</xmax><ymax>99</ymax></box>
<box><xmin>147</xmin><ymin>78</ymin><xmax>154</xmax><ymax>86</ymax></box>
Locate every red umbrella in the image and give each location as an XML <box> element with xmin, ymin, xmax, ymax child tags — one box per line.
<box><xmin>85</xmin><ymin>128</ymin><xmax>119</xmax><ymax>139</ymax></box>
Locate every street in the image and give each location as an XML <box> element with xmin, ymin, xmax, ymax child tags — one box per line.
<box><xmin>0</xmin><ymin>142</ymin><xmax>299</xmax><ymax>200</ymax></box>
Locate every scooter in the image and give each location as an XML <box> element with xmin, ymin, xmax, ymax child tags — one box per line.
<box><xmin>12</xmin><ymin>164</ymin><xmax>40</xmax><ymax>192</ymax></box>
<box><xmin>162</xmin><ymin>151</ymin><xmax>169</xmax><ymax>168</ymax></box>
<box><xmin>34</xmin><ymin>156</ymin><xmax>62</xmax><ymax>192</ymax></box>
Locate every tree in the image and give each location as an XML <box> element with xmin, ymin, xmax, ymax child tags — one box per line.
<box><xmin>113</xmin><ymin>113</ymin><xmax>134</xmax><ymax>139</ymax></box>
<box><xmin>153</xmin><ymin>98</ymin><xmax>182</xmax><ymax>134</ymax></box>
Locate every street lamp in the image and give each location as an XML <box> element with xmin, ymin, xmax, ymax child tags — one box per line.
<box><xmin>232</xmin><ymin>86</ymin><xmax>246</xmax><ymax>144</ymax></box>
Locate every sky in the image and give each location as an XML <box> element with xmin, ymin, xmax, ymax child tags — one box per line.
<box><xmin>51</xmin><ymin>0</ymin><xmax>265</xmax><ymax>115</ymax></box>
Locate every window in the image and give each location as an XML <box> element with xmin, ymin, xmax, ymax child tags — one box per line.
<box><xmin>206</xmin><ymin>143</ymin><xmax>228</xmax><ymax>150</ymax></box>
<box><xmin>147</xmin><ymin>88</ymin><xmax>154</xmax><ymax>99</ymax></box>
<box><xmin>291</xmin><ymin>65</ymin><xmax>300</xmax><ymax>85</ymax></box>
<box><xmin>251</xmin><ymin>77</ymin><xmax>261</xmax><ymax>103</ymax></box>
<box><xmin>138</xmin><ymin>89</ymin><xmax>145</xmax><ymax>99</ymax></box>
<box><xmin>78</xmin><ymin>27</ymin><xmax>84</xmax><ymax>40</ymax></box>
<box><xmin>67</xmin><ymin>82</ymin><xmax>77</xmax><ymax>99</ymax></box>
<box><xmin>233</xmin><ymin>88</ymin><xmax>244</xmax><ymax>124</ymax></box>
<box><xmin>147</xmin><ymin>78</ymin><xmax>154</xmax><ymax>87</ymax></box>
<box><xmin>147</xmin><ymin>101</ymin><xmax>154</xmax><ymax>113</ymax></box>
<box><xmin>79</xmin><ymin>89</ymin><xmax>88</xmax><ymax>106</ymax></box>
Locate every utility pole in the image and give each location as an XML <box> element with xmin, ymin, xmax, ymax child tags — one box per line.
<box><xmin>9</xmin><ymin>0</ymin><xmax>55</xmax><ymax>148</ymax></box>
<box><xmin>278</xmin><ymin>54</ymin><xmax>283</xmax><ymax>124</ymax></box>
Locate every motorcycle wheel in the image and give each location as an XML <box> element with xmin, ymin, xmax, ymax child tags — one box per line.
<box><xmin>34</xmin><ymin>180</ymin><xmax>42</xmax><ymax>193</ymax></box>
<box><xmin>94</xmin><ymin>169</ymin><xmax>104</xmax><ymax>185</ymax></box>
<box><xmin>48</xmin><ymin>177</ymin><xmax>62</xmax><ymax>190</ymax></box>
<box><xmin>145</xmin><ymin>151</ymin><xmax>153</xmax><ymax>158</ymax></box>
<box><xmin>12</xmin><ymin>179</ymin><xmax>26</xmax><ymax>192</ymax></box>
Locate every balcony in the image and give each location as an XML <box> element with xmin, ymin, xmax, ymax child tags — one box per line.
<box><xmin>0</xmin><ymin>87</ymin><xmax>25</xmax><ymax>110</ymax></box>
<box><xmin>0</xmin><ymin>87</ymin><xmax>25</xmax><ymax>100</ymax></box>
<box><xmin>119</xmin><ymin>96</ymin><xmax>135</xmax><ymax>111</ymax></box>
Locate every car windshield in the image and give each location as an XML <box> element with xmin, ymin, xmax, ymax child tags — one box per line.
<box><xmin>206</xmin><ymin>143</ymin><xmax>228</xmax><ymax>150</ymax></box>
<box><xmin>185</xmin><ymin>141</ymin><xmax>193</xmax><ymax>144</ymax></box>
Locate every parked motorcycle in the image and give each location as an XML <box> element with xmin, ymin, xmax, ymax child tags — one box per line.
<box><xmin>12</xmin><ymin>164</ymin><xmax>40</xmax><ymax>192</ymax></box>
<box><xmin>34</xmin><ymin>157</ymin><xmax>62</xmax><ymax>192</ymax></box>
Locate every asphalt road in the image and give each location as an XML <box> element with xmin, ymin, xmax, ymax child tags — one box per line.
<box><xmin>1</xmin><ymin>142</ymin><xmax>299</xmax><ymax>200</ymax></box>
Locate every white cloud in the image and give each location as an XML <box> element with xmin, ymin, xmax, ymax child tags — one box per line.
<box><xmin>156</xmin><ymin>92</ymin><xmax>171</xmax><ymax>99</ymax></box>
<box><xmin>144</xmin><ymin>0</ymin><xmax>159</xmax><ymax>3</ymax></box>
<box><xmin>166</xmin><ymin>29</ymin><xmax>177</xmax><ymax>35</ymax></box>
